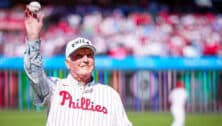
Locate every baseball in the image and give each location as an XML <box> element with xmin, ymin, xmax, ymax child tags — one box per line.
<box><xmin>28</xmin><ymin>1</ymin><xmax>41</xmax><ymax>13</ymax></box>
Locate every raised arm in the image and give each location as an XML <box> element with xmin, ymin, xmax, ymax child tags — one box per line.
<box><xmin>23</xmin><ymin>8</ymin><xmax>51</xmax><ymax>106</ymax></box>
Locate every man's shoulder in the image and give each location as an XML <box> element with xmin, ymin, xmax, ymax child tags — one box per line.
<box><xmin>95</xmin><ymin>83</ymin><xmax>112</xmax><ymax>89</ymax></box>
<box><xmin>94</xmin><ymin>83</ymin><xmax>120</xmax><ymax>95</ymax></box>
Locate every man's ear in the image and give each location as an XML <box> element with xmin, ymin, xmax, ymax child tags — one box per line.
<box><xmin>65</xmin><ymin>59</ymin><xmax>71</xmax><ymax>69</ymax></box>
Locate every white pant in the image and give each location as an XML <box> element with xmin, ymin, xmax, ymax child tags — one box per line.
<box><xmin>171</xmin><ymin>107</ymin><xmax>185</xmax><ymax>126</ymax></box>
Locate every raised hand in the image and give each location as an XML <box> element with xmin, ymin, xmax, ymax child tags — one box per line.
<box><xmin>24</xmin><ymin>6</ymin><xmax>44</xmax><ymax>41</ymax></box>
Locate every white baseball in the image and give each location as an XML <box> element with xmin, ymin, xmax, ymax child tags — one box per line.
<box><xmin>28</xmin><ymin>1</ymin><xmax>41</xmax><ymax>13</ymax></box>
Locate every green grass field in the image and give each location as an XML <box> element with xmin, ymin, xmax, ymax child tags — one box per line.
<box><xmin>0</xmin><ymin>110</ymin><xmax>222</xmax><ymax>126</ymax></box>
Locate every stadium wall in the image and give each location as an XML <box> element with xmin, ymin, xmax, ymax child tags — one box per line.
<box><xmin>0</xmin><ymin>56</ymin><xmax>222</xmax><ymax>112</ymax></box>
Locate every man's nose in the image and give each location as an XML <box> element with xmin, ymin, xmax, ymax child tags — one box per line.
<box><xmin>82</xmin><ymin>55</ymin><xmax>89</xmax><ymax>61</ymax></box>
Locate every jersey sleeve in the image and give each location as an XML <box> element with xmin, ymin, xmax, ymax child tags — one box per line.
<box><xmin>113</xmin><ymin>91</ymin><xmax>133</xmax><ymax>126</ymax></box>
<box><xmin>24</xmin><ymin>40</ymin><xmax>57</xmax><ymax>106</ymax></box>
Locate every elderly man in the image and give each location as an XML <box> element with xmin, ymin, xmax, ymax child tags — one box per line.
<box><xmin>24</xmin><ymin>7</ymin><xmax>132</xmax><ymax>126</ymax></box>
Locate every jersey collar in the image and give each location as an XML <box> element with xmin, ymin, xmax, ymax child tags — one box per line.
<box><xmin>67</xmin><ymin>74</ymin><xmax>96</xmax><ymax>88</ymax></box>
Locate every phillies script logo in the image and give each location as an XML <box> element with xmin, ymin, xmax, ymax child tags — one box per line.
<box><xmin>60</xmin><ymin>90</ymin><xmax>108</xmax><ymax>114</ymax></box>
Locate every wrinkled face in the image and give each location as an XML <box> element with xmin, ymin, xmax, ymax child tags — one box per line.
<box><xmin>66</xmin><ymin>47</ymin><xmax>95</xmax><ymax>78</ymax></box>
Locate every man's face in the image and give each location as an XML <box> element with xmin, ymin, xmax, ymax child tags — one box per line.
<box><xmin>66</xmin><ymin>47</ymin><xmax>95</xmax><ymax>78</ymax></box>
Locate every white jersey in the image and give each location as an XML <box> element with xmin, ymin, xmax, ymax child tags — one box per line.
<box><xmin>46</xmin><ymin>75</ymin><xmax>131</xmax><ymax>126</ymax></box>
<box><xmin>24</xmin><ymin>40</ymin><xmax>132</xmax><ymax>126</ymax></box>
<box><xmin>169</xmin><ymin>88</ymin><xmax>188</xmax><ymax>110</ymax></box>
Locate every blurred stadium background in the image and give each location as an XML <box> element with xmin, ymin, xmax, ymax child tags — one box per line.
<box><xmin>0</xmin><ymin>0</ymin><xmax>222</xmax><ymax>126</ymax></box>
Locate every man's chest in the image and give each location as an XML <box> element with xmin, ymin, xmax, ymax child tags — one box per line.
<box><xmin>47</xmin><ymin>85</ymin><xmax>115</xmax><ymax>126</ymax></box>
<box><xmin>50</xmin><ymin>84</ymin><xmax>113</xmax><ymax>115</ymax></box>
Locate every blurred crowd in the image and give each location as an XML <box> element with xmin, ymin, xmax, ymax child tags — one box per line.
<box><xmin>0</xmin><ymin>5</ymin><xmax>222</xmax><ymax>58</ymax></box>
